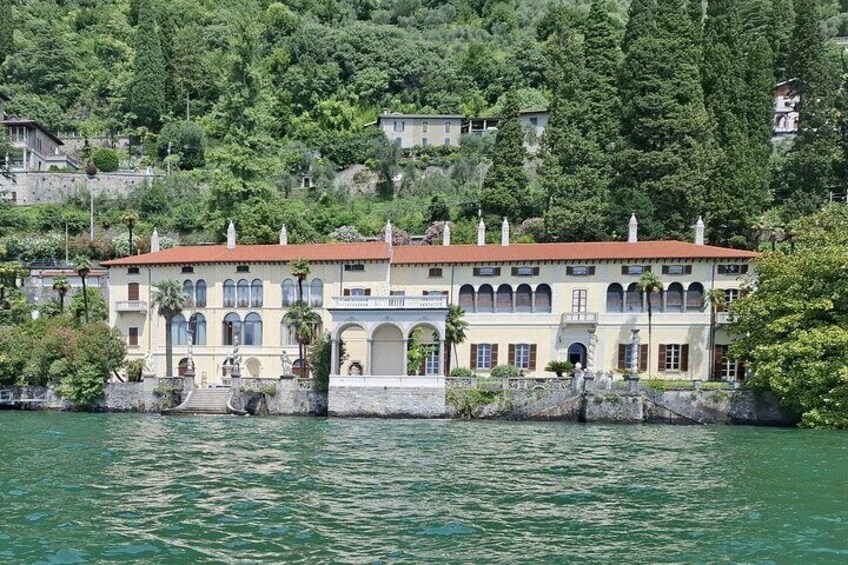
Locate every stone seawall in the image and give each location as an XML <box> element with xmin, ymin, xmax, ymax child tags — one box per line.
<box><xmin>328</xmin><ymin>377</ymin><xmax>446</xmax><ymax>418</ymax></box>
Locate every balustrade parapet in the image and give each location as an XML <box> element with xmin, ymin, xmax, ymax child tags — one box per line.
<box><xmin>331</xmin><ymin>295</ymin><xmax>448</xmax><ymax>310</ymax></box>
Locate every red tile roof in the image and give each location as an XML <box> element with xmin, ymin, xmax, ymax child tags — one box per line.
<box><xmin>101</xmin><ymin>242</ymin><xmax>391</xmax><ymax>266</ymax></box>
<box><xmin>102</xmin><ymin>240</ymin><xmax>757</xmax><ymax>267</ymax></box>
<box><xmin>392</xmin><ymin>241</ymin><xmax>759</xmax><ymax>264</ymax></box>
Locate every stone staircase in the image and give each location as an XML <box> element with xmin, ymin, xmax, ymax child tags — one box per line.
<box><xmin>164</xmin><ymin>388</ymin><xmax>234</xmax><ymax>415</ymax></box>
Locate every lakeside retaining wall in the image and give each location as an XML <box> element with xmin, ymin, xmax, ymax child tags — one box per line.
<box><xmin>328</xmin><ymin>376</ymin><xmax>446</xmax><ymax>418</ymax></box>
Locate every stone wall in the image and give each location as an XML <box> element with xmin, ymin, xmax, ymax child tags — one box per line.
<box><xmin>643</xmin><ymin>388</ymin><xmax>790</xmax><ymax>426</ymax></box>
<box><xmin>7</xmin><ymin>171</ymin><xmax>160</xmax><ymax>205</ymax></box>
<box><xmin>3</xmin><ymin>378</ymin><xmax>181</xmax><ymax>413</ymax></box>
<box><xmin>329</xmin><ymin>378</ymin><xmax>446</xmax><ymax>418</ymax></box>
<box><xmin>239</xmin><ymin>377</ymin><xmax>328</xmax><ymax>416</ymax></box>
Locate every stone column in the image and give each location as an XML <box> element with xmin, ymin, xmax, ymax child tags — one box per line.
<box><xmin>438</xmin><ymin>340</ymin><xmax>446</xmax><ymax>376</ymax></box>
<box><xmin>330</xmin><ymin>338</ymin><xmax>339</xmax><ymax>376</ymax></box>
<box><xmin>627</xmin><ymin>329</ymin><xmax>641</xmax><ymax>394</ymax></box>
<box><xmin>401</xmin><ymin>338</ymin><xmax>409</xmax><ymax>377</ymax></box>
<box><xmin>365</xmin><ymin>339</ymin><xmax>373</xmax><ymax>376</ymax></box>
<box><xmin>586</xmin><ymin>328</ymin><xmax>598</xmax><ymax>371</ymax></box>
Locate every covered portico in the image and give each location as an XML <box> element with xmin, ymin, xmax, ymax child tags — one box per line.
<box><xmin>328</xmin><ymin>295</ymin><xmax>449</xmax><ymax>378</ymax></box>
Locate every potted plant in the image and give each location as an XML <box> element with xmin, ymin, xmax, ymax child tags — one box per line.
<box><xmin>545</xmin><ymin>360</ymin><xmax>573</xmax><ymax>378</ymax></box>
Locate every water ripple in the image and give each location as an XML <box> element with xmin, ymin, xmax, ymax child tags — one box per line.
<box><xmin>0</xmin><ymin>413</ymin><xmax>846</xmax><ymax>563</ymax></box>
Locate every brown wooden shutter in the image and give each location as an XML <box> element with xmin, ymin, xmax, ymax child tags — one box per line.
<box><xmin>343</xmin><ymin>289</ymin><xmax>351</xmax><ymax>296</ymax></box>
<box><xmin>494</xmin><ymin>267</ymin><xmax>502</xmax><ymax>276</ymax></box>
<box><xmin>718</xmin><ymin>265</ymin><xmax>727</xmax><ymax>274</ymax></box>
<box><xmin>532</xmin><ymin>267</ymin><xmax>540</xmax><ymax>276</ymax></box>
<box><xmin>714</xmin><ymin>346</ymin><xmax>725</xmax><ymax>380</ymax></box>
<box><xmin>658</xmin><ymin>344</ymin><xmax>667</xmax><ymax>372</ymax></box>
<box><xmin>662</xmin><ymin>266</ymin><xmax>670</xmax><ymax>275</ymax></box>
<box><xmin>685</xmin><ymin>265</ymin><xmax>693</xmax><ymax>275</ymax></box>
<box><xmin>128</xmin><ymin>283</ymin><xmax>139</xmax><ymax>301</ymax></box>
<box><xmin>738</xmin><ymin>359</ymin><xmax>746</xmax><ymax>381</ymax></box>
<box><xmin>681</xmin><ymin>344</ymin><xmax>689</xmax><ymax>372</ymax></box>
<box><xmin>418</xmin><ymin>358</ymin><xmax>426</xmax><ymax>375</ymax></box>
<box><xmin>566</xmin><ymin>267</ymin><xmax>574</xmax><ymax>275</ymax></box>
<box><xmin>491</xmin><ymin>344</ymin><xmax>499</xmax><ymax>366</ymax></box>
<box><xmin>621</xmin><ymin>266</ymin><xmax>629</xmax><ymax>275</ymax></box>
<box><xmin>741</xmin><ymin>265</ymin><xmax>749</xmax><ymax>274</ymax></box>
<box><xmin>473</xmin><ymin>267</ymin><xmax>481</xmax><ymax>276</ymax></box>
<box><xmin>618</xmin><ymin>344</ymin><xmax>627</xmax><ymax>370</ymax></box>
<box><xmin>589</xmin><ymin>266</ymin><xmax>596</xmax><ymax>275</ymax></box>
<box><xmin>364</xmin><ymin>288</ymin><xmax>371</xmax><ymax>296</ymax></box>
<box><xmin>645</xmin><ymin>265</ymin><xmax>652</xmax><ymax>273</ymax></box>
<box><xmin>470</xmin><ymin>344</ymin><xmax>478</xmax><ymax>370</ymax></box>
<box><xmin>508</xmin><ymin>344</ymin><xmax>515</xmax><ymax>365</ymax></box>
<box><xmin>529</xmin><ymin>345</ymin><xmax>537</xmax><ymax>370</ymax></box>
<box><xmin>639</xmin><ymin>344</ymin><xmax>648</xmax><ymax>372</ymax></box>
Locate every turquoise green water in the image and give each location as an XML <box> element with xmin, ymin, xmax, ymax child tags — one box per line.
<box><xmin>0</xmin><ymin>414</ymin><xmax>846</xmax><ymax>564</ymax></box>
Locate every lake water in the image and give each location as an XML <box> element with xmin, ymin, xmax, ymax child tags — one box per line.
<box><xmin>0</xmin><ymin>413</ymin><xmax>846</xmax><ymax>564</ymax></box>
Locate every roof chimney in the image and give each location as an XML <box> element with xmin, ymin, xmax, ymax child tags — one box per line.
<box><xmin>385</xmin><ymin>220</ymin><xmax>393</xmax><ymax>247</ymax></box>
<box><xmin>442</xmin><ymin>222</ymin><xmax>451</xmax><ymax>246</ymax></box>
<box><xmin>694</xmin><ymin>216</ymin><xmax>705</xmax><ymax>245</ymax></box>
<box><xmin>279</xmin><ymin>225</ymin><xmax>288</xmax><ymax>246</ymax></box>
<box><xmin>477</xmin><ymin>218</ymin><xmax>486</xmax><ymax>246</ymax></box>
<box><xmin>150</xmin><ymin>228</ymin><xmax>160</xmax><ymax>253</ymax></box>
<box><xmin>628</xmin><ymin>214</ymin><xmax>638</xmax><ymax>243</ymax></box>
<box><xmin>501</xmin><ymin>217</ymin><xmax>510</xmax><ymax>247</ymax></box>
<box><xmin>227</xmin><ymin>221</ymin><xmax>236</xmax><ymax>250</ymax></box>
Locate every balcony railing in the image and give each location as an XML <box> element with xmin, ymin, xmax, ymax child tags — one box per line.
<box><xmin>115</xmin><ymin>300</ymin><xmax>148</xmax><ymax>313</ymax></box>
<box><xmin>331</xmin><ymin>295</ymin><xmax>448</xmax><ymax>309</ymax></box>
<box><xmin>561</xmin><ymin>312</ymin><xmax>598</xmax><ymax>325</ymax></box>
<box><xmin>716</xmin><ymin>312</ymin><xmax>738</xmax><ymax>325</ymax></box>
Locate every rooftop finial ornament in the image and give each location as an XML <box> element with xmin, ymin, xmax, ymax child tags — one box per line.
<box><xmin>279</xmin><ymin>225</ymin><xmax>288</xmax><ymax>246</ymax></box>
<box><xmin>501</xmin><ymin>217</ymin><xmax>510</xmax><ymax>247</ymax></box>
<box><xmin>443</xmin><ymin>222</ymin><xmax>451</xmax><ymax>246</ymax></box>
<box><xmin>694</xmin><ymin>216</ymin><xmax>705</xmax><ymax>246</ymax></box>
<box><xmin>150</xmin><ymin>228</ymin><xmax>160</xmax><ymax>253</ymax></box>
<box><xmin>477</xmin><ymin>218</ymin><xmax>486</xmax><ymax>247</ymax></box>
<box><xmin>628</xmin><ymin>214</ymin><xmax>638</xmax><ymax>243</ymax></box>
<box><xmin>226</xmin><ymin>221</ymin><xmax>236</xmax><ymax>250</ymax></box>
<box><xmin>385</xmin><ymin>220</ymin><xmax>393</xmax><ymax>247</ymax></box>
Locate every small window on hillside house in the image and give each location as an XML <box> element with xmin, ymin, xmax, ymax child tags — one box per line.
<box><xmin>344</xmin><ymin>264</ymin><xmax>365</xmax><ymax>272</ymax></box>
<box><xmin>236</xmin><ymin>265</ymin><xmax>250</xmax><ymax>273</ymax></box>
<box><xmin>181</xmin><ymin>266</ymin><xmax>194</xmax><ymax>274</ymax></box>
<box><xmin>127</xmin><ymin>267</ymin><xmax>139</xmax><ymax>275</ymax></box>
<box><xmin>429</xmin><ymin>267</ymin><xmax>443</xmax><ymax>278</ymax></box>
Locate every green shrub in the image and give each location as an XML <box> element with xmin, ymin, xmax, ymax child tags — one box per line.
<box><xmin>490</xmin><ymin>364</ymin><xmax>520</xmax><ymax>378</ymax></box>
<box><xmin>92</xmin><ymin>148</ymin><xmax>119</xmax><ymax>172</ymax></box>
<box><xmin>450</xmin><ymin>367</ymin><xmax>474</xmax><ymax>378</ymax></box>
<box><xmin>157</xmin><ymin>121</ymin><xmax>207</xmax><ymax>170</ymax></box>
<box><xmin>545</xmin><ymin>360</ymin><xmax>573</xmax><ymax>377</ymax></box>
<box><xmin>309</xmin><ymin>332</ymin><xmax>345</xmax><ymax>393</ymax></box>
<box><xmin>126</xmin><ymin>358</ymin><xmax>144</xmax><ymax>382</ymax></box>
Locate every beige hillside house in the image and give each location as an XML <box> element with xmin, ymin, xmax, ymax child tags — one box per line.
<box><xmin>102</xmin><ymin>216</ymin><xmax>757</xmax><ymax>386</ymax></box>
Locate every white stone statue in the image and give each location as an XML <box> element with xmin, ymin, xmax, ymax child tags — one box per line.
<box><xmin>280</xmin><ymin>350</ymin><xmax>293</xmax><ymax>376</ymax></box>
<box><xmin>142</xmin><ymin>352</ymin><xmax>156</xmax><ymax>377</ymax></box>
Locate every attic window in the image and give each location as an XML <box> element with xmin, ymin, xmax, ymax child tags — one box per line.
<box><xmin>511</xmin><ymin>266</ymin><xmax>540</xmax><ymax>277</ymax></box>
<box><xmin>181</xmin><ymin>266</ymin><xmax>194</xmax><ymax>274</ymax></box>
<box><xmin>473</xmin><ymin>267</ymin><xmax>501</xmax><ymax>277</ymax></box>
<box><xmin>344</xmin><ymin>264</ymin><xmax>365</xmax><ymax>272</ymax></box>
<box><xmin>717</xmin><ymin>264</ymin><xmax>748</xmax><ymax>275</ymax></box>
<box><xmin>622</xmin><ymin>265</ymin><xmax>651</xmax><ymax>275</ymax></box>
<box><xmin>428</xmin><ymin>267</ymin><xmax>443</xmax><ymax>278</ymax></box>
<box><xmin>236</xmin><ymin>265</ymin><xmax>250</xmax><ymax>273</ymax></box>
<box><xmin>662</xmin><ymin>265</ymin><xmax>692</xmax><ymax>275</ymax></box>
<box><xmin>566</xmin><ymin>266</ymin><xmax>595</xmax><ymax>276</ymax></box>
<box><xmin>127</xmin><ymin>267</ymin><xmax>140</xmax><ymax>275</ymax></box>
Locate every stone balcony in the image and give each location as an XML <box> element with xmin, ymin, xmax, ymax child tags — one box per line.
<box><xmin>331</xmin><ymin>295</ymin><xmax>448</xmax><ymax>310</ymax></box>
<box><xmin>716</xmin><ymin>312</ymin><xmax>738</xmax><ymax>325</ymax></box>
<box><xmin>115</xmin><ymin>300</ymin><xmax>148</xmax><ymax>313</ymax></box>
<box><xmin>560</xmin><ymin>312</ymin><xmax>598</xmax><ymax>325</ymax></box>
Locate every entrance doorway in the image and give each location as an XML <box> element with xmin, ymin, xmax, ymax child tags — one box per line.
<box><xmin>567</xmin><ymin>343</ymin><xmax>587</xmax><ymax>366</ymax></box>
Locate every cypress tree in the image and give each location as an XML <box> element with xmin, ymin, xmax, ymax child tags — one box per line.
<box><xmin>480</xmin><ymin>90</ymin><xmax>531</xmax><ymax>221</ymax></box>
<box><xmin>770</xmin><ymin>0</ymin><xmax>795</xmax><ymax>80</ymax></box>
<box><xmin>615</xmin><ymin>0</ymin><xmax>716</xmax><ymax>239</ymax></box>
<box><xmin>0</xmin><ymin>0</ymin><xmax>13</xmax><ymax>65</ymax></box>
<box><xmin>701</xmin><ymin>0</ymin><xmax>771</xmax><ymax>246</ymax></box>
<box><xmin>778</xmin><ymin>0</ymin><xmax>841</xmax><ymax>215</ymax></box>
<box><xmin>582</xmin><ymin>0</ymin><xmax>623</xmax><ymax>146</ymax></box>
<box><xmin>127</xmin><ymin>0</ymin><xmax>166</xmax><ymax>130</ymax></box>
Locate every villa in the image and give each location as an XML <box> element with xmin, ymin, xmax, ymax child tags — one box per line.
<box><xmin>102</xmin><ymin>217</ymin><xmax>756</xmax><ymax>403</ymax></box>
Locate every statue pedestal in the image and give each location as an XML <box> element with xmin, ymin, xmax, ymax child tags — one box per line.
<box><xmin>625</xmin><ymin>374</ymin><xmax>641</xmax><ymax>395</ymax></box>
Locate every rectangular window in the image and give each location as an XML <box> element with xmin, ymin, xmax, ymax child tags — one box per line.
<box><xmin>422</xmin><ymin>137</ymin><xmax>428</xmax><ymax>146</ymax></box>
<box><xmin>128</xmin><ymin>283</ymin><xmax>140</xmax><ymax>301</ymax></box>
<box><xmin>390</xmin><ymin>290</ymin><xmax>405</xmax><ymax>296</ymax></box>
<box><xmin>664</xmin><ymin>344</ymin><xmax>682</xmax><ymax>371</ymax></box>
<box><xmin>662</xmin><ymin>265</ymin><xmax>692</xmax><ymax>275</ymax></box>
<box><xmin>566</xmin><ymin>266</ymin><xmax>595</xmax><ymax>276</ymax></box>
<box><xmin>236</xmin><ymin>265</ymin><xmax>249</xmax><ymax>273</ymax></box>
<box><xmin>622</xmin><ymin>265</ymin><xmax>649</xmax><ymax>275</ymax></box>
<box><xmin>571</xmin><ymin>290</ymin><xmax>588</xmax><ymax>313</ymax></box>
<box><xmin>428</xmin><ymin>267</ymin><xmax>443</xmax><ymax>278</ymax></box>
<box><xmin>717</xmin><ymin>345</ymin><xmax>739</xmax><ymax>380</ymax></box>
<box><xmin>473</xmin><ymin>267</ymin><xmax>501</xmax><ymax>277</ymax></box>
<box><xmin>511</xmin><ymin>266</ymin><xmax>540</xmax><ymax>276</ymax></box>
<box><xmin>445</xmin><ymin>121</ymin><xmax>452</xmax><ymax>133</ymax></box>
<box><xmin>618</xmin><ymin>344</ymin><xmax>649</xmax><ymax>372</ymax></box>
<box><xmin>530</xmin><ymin>117</ymin><xmax>538</xmax><ymax>126</ymax></box>
<box><xmin>394</xmin><ymin>137</ymin><xmax>402</xmax><ymax>147</ymax></box>
<box><xmin>128</xmin><ymin>327</ymin><xmax>138</xmax><ymax>347</ymax></box>
<box><xmin>476</xmin><ymin>344</ymin><xmax>493</xmax><ymax>370</ymax></box>
<box><xmin>181</xmin><ymin>266</ymin><xmax>194</xmax><ymax>274</ymax></box>
<box><xmin>724</xmin><ymin>289</ymin><xmax>740</xmax><ymax>306</ymax></box>
<box><xmin>718</xmin><ymin>264</ymin><xmax>749</xmax><ymax>275</ymax></box>
<box><xmin>344</xmin><ymin>264</ymin><xmax>365</xmax><ymax>272</ymax></box>
<box><xmin>514</xmin><ymin>344</ymin><xmax>531</xmax><ymax>369</ymax></box>
<box><xmin>444</xmin><ymin>137</ymin><xmax>451</xmax><ymax>146</ymax></box>
<box><xmin>423</xmin><ymin>290</ymin><xmax>448</xmax><ymax>296</ymax></box>
<box><xmin>394</xmin><ymin>120</ymin><xmax>405</xmax><ymax>132</ymax></box>
<box><xmin>127</xmin><ymin>267</ymin><xmax>139</xmax><ymax>275</ymax></box>
<box><xmin>422</xmin><ymin>121</ymin><xmax>429</xmax><ymax>133</ymax></box>
<box><xmin>348</xmin><ymin>288</ymin><xmax>369</xmax><ymax>296</ymax></box>
<box><xmin>425</xmin><ymin>349</ymin><xmax>440</xmax><ymax>375</ymax></box>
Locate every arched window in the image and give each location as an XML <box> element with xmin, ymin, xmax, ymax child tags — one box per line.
<box><xmin>477</xmin><ymin>284</ymin><xmax>494</xmax><ymax>313</ymax></box>
<box><xmin>496</xmin><ymin>284</ymin><xmax>513</xmax><ymax>313</ymax></box>
<box><xmin>171</xmin><ymin>314</ymin><xmax>188</xmax><ymax>346</ymax></box>
<box><xmin>515</xmin><ymin>284</ymin><xmax>533</xmax><ymax>313</ymax></box>
<box><xmin>250</xmin><ymin>279</ymin><xmax>263</xmax><ymax>307</ymax></box>
<box><xmin>223</xmin><ymin>280</ymin><xmax>235</xmax><ymax>308</ymax></box>
<box><xmin>459</xmin><ymin>285</ymin><xmax>475</xmax><ymax>311</ymax></box>
<box><xmin>606</xmin><ymin>283</ymin><xmax>624</xmax><ymax>313</ymax></box>
<box><xmin>195</xmin><ymin>280</ymin><xmax>207</xmax><ymax>307</ymax></box>
<box><xmin>282</xmin><ymin>321</ymin><xmax>297</xmax><ymax>346</ymax></box>
<box><xmin>626</xmin><ymin>283</ymin><xmax>642</xmax><ymax>312</ymax></box>
<box><xmin>189</xmin><ymin>313</ymin><xmax>206</xmax><ymax>345</ymax></box>
<box><xmin>243</xmin><ymin>313</ymin><xmax>263</xmax><ymax>346</ymax></box>
<box><xmin>223</xmin><ymin>313</ymin><xmax>241</xmax><ymax>346</ymax></box>
<box><xmin>534</xmin><ymin>284</ymin><xmax>552</xmax><ymax>313</ymax></box>
<box><xmin>282</xmin><ymin>279</ymin><xmax>295</xmax><ymax>307</ymax></box>
<box><xmin>687</xmin><ymin>283</ymin><xmax>705</xmax><ymax>311</ymax></box>
<box><xmin>182</xmin><ymin>280</ymin><xmax>194</xmax><ymax>306</ymax></box>
<box><xmin>237</xmin><ymin>279</ymin><xmax>249</xmax><ymax>307</ymax></box>
<box><xmin>310</xmin><ymin>278</ymin><xmax>324</xmax><ymax>307</ymax></box>
<box><xmin>666</xmin><ymin>283</ymin><xmax>684</xmax><ymax>313</ymax></box>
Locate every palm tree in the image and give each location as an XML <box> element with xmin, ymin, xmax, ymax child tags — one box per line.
<box><xmin>284</xmin><ymin>302</ymin><xmax>321</xmax><ymax>377</ymax></box>
<box><xmin>152</xmin><ymin>279</ymin><xmax>190</xmax><ymax>378</ymax></box>
<box><xmin>637</xmin><ymin>272</ymin><xmax>663</xmax><ymax>375</ymax></box>
<box><xmin>705</xmin><ymin>288</ymin><xmax>727</xmax><ymax>381</ymax></box>
<box><xmin>121</xmin><ymin>210</ymin><xmax>140</xmax><ymax>256</ymax></box>
<box><xmin>444</xmin><ymin>304</ymin><xmax>469</xmax><ymax>375</ymax></box>
<box><xmin>52</xmin><ymin>276</ymin><xmax>72</xmax><ymax>312</ymax></box>
<box><xmin>73</xmin><ymin>256</ymin><xmax>92</xmax><ymax>323</ymax></box>
<box><xmin>290</xmin><ymin>258</ymin><xmax>311</xmax><ymax>304</ymax></box>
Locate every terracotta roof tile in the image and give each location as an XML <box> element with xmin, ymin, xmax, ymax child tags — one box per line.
<box><xmin>391</xmin><ymin>241</ymin><xmax>759</xmax><ymax>264</ymax></box>
<box><xmin>101</xmin><ymin>242</ymin><xmax>391</xmax><ymax>266</ymax></box>
<box><xmin>102</xmin><ymin>240</ymin><xmax>757</xmax><ymax>268</ymax></box>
